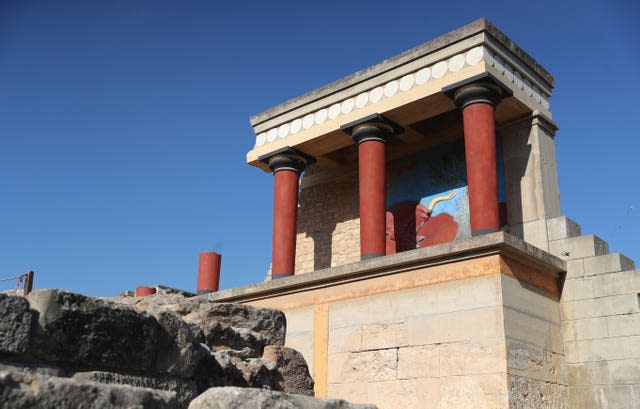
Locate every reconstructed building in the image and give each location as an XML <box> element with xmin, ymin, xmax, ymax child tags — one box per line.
<box><xmin>210</xmin><ymin>19</ymin><xmax>639</xmax><ymax>408</ymax></box>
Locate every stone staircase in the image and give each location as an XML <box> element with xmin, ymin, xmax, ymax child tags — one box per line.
<box><xmin>543</xmin><ymin>216</ymin><xmax>640</xmax><ymax>408</ymax></box>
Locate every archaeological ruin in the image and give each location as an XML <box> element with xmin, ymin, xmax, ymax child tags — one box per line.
<box><xmin>1</xmin><ymin>18</ymin><xmax>638</xmax><ymax>409</ymax></box>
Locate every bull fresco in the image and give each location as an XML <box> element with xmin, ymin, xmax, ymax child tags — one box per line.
<box><xmin>385</xmin><ymin>140</ymin><xmax>505</xmax><ymax>254</ymax></box>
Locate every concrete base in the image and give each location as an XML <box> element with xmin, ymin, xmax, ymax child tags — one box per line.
<box><xmin>208</xmin><ymin>233</ymin><xmax>567</xmax><ymax>409</ymax></box>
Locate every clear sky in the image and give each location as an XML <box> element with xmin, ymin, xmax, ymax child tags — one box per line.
<box><xmin>1</xmin><ymin>0</ymin><xmax>638</xmax><ymax>297</ymax></box>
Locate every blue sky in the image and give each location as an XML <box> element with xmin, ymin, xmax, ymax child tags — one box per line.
<box><xmin>1</xmin><ymin>1</ymin><xmax>638</xmax><ymax>296</ymax></box>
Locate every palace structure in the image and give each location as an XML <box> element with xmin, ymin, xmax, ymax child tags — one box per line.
<box><xmin>210</xmin><ymin>19</ymin><xmax>639</xmax><ymax>408</ymax></box>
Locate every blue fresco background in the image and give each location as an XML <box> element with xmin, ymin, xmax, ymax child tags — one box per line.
<box><xmin>387</xmin><ymin>140</ymin><xmax>506</xmax><ymax>241</ymax></box>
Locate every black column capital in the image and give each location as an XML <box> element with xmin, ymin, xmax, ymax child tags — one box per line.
<box><xmin>258</xmin><ymin>147</ymin><xmax>315</xmax><ymax>174</ymax></box>
<box><xmin>340</xmin><ymin>113</ymin><xmax>404</xmax><ymax>145</ymax></box>
<box><xmin>453</xmin><ymin>82</ymin><xmax>503</xmax><ymax>110</ymax></box>
<box><xmin>443</xmin><ymin>73</ymin><xmax>512</xmax><ymax>111</ymax></box>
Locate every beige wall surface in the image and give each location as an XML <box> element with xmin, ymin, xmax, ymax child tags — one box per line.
<box><xmin>246</xmin><ymin>254</ymin><xmax>564</xmax><ymax>409</ymax></box>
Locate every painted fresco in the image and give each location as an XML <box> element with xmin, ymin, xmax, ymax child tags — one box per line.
<box><xmin>385</xmin><ymin>140</ymin><xmax>505</xmax><ymax>254</ymax></box>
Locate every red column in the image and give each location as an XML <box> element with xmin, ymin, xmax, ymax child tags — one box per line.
<box><xmin>358</xmin><ymin>139</ymin><xmax>387</xmax><ymax>259</ymax></box>
<box><xmin>454</xmin><ymin>83</ymin><xmax>502</xmax><ymax>236</ymax></box>
<box><xmin>135</xmin><ymin>286</ymin><xmax>156</xmax><ymax>297</ymax></box>
<box><xmin>264</xmin><ymin>149</ymin><xmax>312</xmax><ymax>278</ymax></box>
<box><xmin>341</xmin><ymin>114</ymin><xmax>402</xmax><ymax>260</ymax></box>
<box><xmin>271</xmin><ymin>168</ymin><xmax>300</xmax><ymax>277</ymax></box>
<box><xmin>197</xmin><ymin>251</ymin><xmax>221</xmax><ymax>294</ymax></box>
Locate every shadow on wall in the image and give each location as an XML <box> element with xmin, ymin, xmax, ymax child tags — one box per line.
<box><xmin>298</xmin><ymin>168</ymin><xmax>360</xmax><ymax>271</ymax></box>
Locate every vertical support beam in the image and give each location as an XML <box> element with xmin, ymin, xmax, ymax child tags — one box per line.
<box><xmin>312</xmin><ymin>303</ymin><xmax>329</xmax><ymax>397</ymax></box>
<box><xmin>197</xmin><ymin>251</ymin><xmax>221</xmax><ymax>294</ymax></box>
<box><xmin>453</xmin><ymin>83</ymin><xmax>503</xmax><ymax>236</ymax></box>
<box><xmin>23</xmin><ymin>270</ymin><xmax>34</xmax><ymax>296</ymax></box>
<box><xmin>261</xmin><ymin>148</ymin><xmax>314</xmax><ymax>278</ymax></box>
<box><xmin>341</xmin><ymin>114</ymin><xmax>403</xmax><ymax>260</ymax></box>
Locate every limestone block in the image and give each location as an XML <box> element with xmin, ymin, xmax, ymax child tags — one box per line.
<box><xmin>188</xmin><ymin>386</ymin><xmax>378</xmax><ymax>409</ymax></box>
<box><xmin>328</xmin><ymin>349</ymin><xmax>397</xmax><ymax>384</ymax></box>
<box><xmin>366</xmin><ymin>378</ymin><xmax>440</xmax><ymax>409</ymax></box>
<box><xmin>561</xmin><ymin>294</ymin><xmax>639</xmax><ymax>321</ymax></box>
<box><xmin>594</xmin><ymin>268</ymin><xmax>640</xmax><ymax>297</ymax></box>
<box><xmin>565</xmin><ymin>259</ymin><xmax>585</xmax><ymax>279</ymax></box>
<box><xmin>360</xmin><ymin>322</ymin><xmax>407</xmax><ymax>351</ymax></box>
<box><xmin>26</xmin><ymin>290</ymin><xmax>158</xmax><ymax>372</ymax></box>
<box><xmin>328</xmin><ymin>326</ymin><xmax>362</xmax><ymax>354</ymax></box>
<box><xmin>407</xmin><ymin>307</ymin><xmax>502</xmax><ymax>345</ymax></box>
<box><xmin>568</xmin><ymin>359</ymin><xmax>640</xmax><ymax>386</ymax></box>
<box><xmin>504</xmin><ymin>308</ymin><xmax>563</xmax><ymax>353</ymax></box>
<box><xmin>574</xmin><ymin>336</ymin><xmax>640</xmax><ymax>363</ymax></box>
<box><xmin>546</xmin><ymin>216</ymin><xmax>581</xmax><ymax>242</ymax></box>
<box><xmin>568</xmin><ymin>385</ymin><xmax>639</xmax><ymax>409</ymax></box>
<box><xmin>548</xmin><ymin>235</ymin><xmax>608</xmax><ymax>260</ymax></box>
<box><xmin>436</xmin><ymin>374</ymin><xmax>508</xmax><ymax>409</ymax></box>
<box><xmin>583</xmin><ymin>253</ymin><xmax>636</xmax><ymax>277</ymax></box>
<box><xmin>0</xmin><ymin>370</ymin><xmax>177</xmax><ymax>409</ymax></box>
<box><xmin>562</xmin><ymin>317</ymin><xmax>608</xmax><ymax>341</ymax></box>
<box><xmin>397</xmin><ymin>345</ymin><xmax>439</xmax><ymax>379</ymax></box>
<box><xmin>501</xmin><ymin>274</ymin><xmax>560</xmax><ymax>323</ymax></box>
<box><xmin>0</xmin><ymin>294</ymin><xmax>32</xmax><ymax>355</ymax></box>
<box><xmin>509</xmin><ymin>374</ymin><xmax>567</xmax><ymax>409</ymax></box>
<box><xmin>329</xmin><ymin>275</ymin><xmax>500</xmax><ymax>329</ymax></box>
<box><xmin>606</xmin><ymin>313</ymin><xmax>640</xmax><ymax>338</ymax></box>
<box><xmin>507</xmin><ymin>340</ymin><xmax>565</xmax><ymax>384</ymax></box>
<box><xmin>440</xmin><ymin>340</ymin><xmax>506</xmax><ymax>376</ymax></box>
<box><xmin>560</xmin><ymin>277</ymin><xmax>595</xmax><ymax>302</ymax></box>
<box><xmin>285</xmin><ymin>332</ymin><xmax>314</xmax><ymax>373</ymax></box>
<box><xmin>262</xmin><ymin>345</ymin><xmax>314</xmax><ymax>396</ymax></box>
<box><xmin>327</xmin><ymin>382</ymin><xmax>369</xmax><ymax>404</ymax></box>
<box><xmin>509</xmin><ymin>219</ymin><xmax>549</xmax><ymax>251</ymax></box>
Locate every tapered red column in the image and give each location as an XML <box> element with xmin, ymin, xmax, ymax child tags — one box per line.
<box><xmin>454</xmin><ymin>83</ymin><xmax>503</xmax><ymax>236</ymax></box>
<box><xmin>197</xmin><ymin>251</ymin><xmax>221</xmax><ymax>294</ymax></box>
<box><xmin>263</xmin><ymin>148</ymin><xmax>313</xmax><ymax>278</ymax></box>
<box><xmin>341</xmin><ymin>114</ymin><xmax>403</xmax><ymax>260</ymax></box>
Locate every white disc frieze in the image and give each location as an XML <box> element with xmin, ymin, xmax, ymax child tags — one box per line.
<box><xmin>290</xmin><ymin>118</ymin><xmax>302</xmax><ymax>134</ymax></box>
<box><xmin>256</xmin><ymin>132</ymin><xmax>267</xmax><ymax>147</ymax></box>
<box><xmin>466</xmin><ymin>46</ymin><xmax>484</xmax><ymax>65</ymax></box>
<box><xmin>415</xmin><ymin>67</ymin><xmax>431</xmax><ymax>85</ymax></box>
<box><xmin>384</xmin><ymin>80</ymin><xmax>399</xmax><ymax>98</ymax></box>
<box><xmin>355</xmin><ymin>92</ymin><xmax>369</xmax><ymax>109</ymax></box>
<box><xmin>483</xmin><ymin>47</ymin><xmax>494</xmax><ymax>67</ymax></box>
<box><xmin>432</xmin><ymin>61</ymin><xmax>448</xmax><ymax>78</ymax></box>
<box><xmin>341</xmin><ymin>98</ymin><xmax>355</xmax><ymax>114</ymax></box>
<box><xmin>266</xmin><ymin>128</ymin><xmax>278</xmax><ymax>143</ymax></box>
<box><xmin>302</xmin><ymin>114</ymin><xmax>315</xmax><ymax>129</ymax></box>
<box><xmin>493</xmin><ymin>54</ymin><xmax>505</xmax><ymax>74</ymax></box>
<box><xmin>315</xmin><ymin>108</ymin><xmax>328</xmax><ymax>124</ymax></box>
<box><xmin>523</xmin><ymin>79</ymin><xmax>533</xmax><ymax>97</ymax></box>
<box><xmin>514</xmin><ymin>71</ymin><xmax>523</xmax><ymax>90</ymax></box>
<box><xmin>278</xmin><ymin>123</ymin><xmax>289</xmax><ymax>139</ymax></box>
<box><xmin>399</xmin><ymin>74</ymin><xmax>415</xmax><ymax>91</ymax></box>
<box><xmin>328</xmin><ymin>104</ymin><xmax>341</xmax><ymax>119</ymax></box>
<box><xmin>448</xmin><ymin>54</ymin><xmax>465</xmax><ymax>72</ymax></box>
<box><xmin>504</xmin><ymin>64</ymin><xmax>514</xmax><ymax>82</ymax></box>
<box><xmin>369</xmin><ymin>86</ymin><xmax>384</xmax><ymax>103</ymax></box>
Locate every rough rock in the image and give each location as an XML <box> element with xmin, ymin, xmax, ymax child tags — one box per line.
<box><xmin>0</xmin><ymin>370</ymin><xmax>178</xmax><ymax>409</ymax></box>
<box><xmin>73</xmin><ymin>371</ymin><xmax>198</xmax><ymax>409</ymax></box>
<box><xmin>203</xmin><ymin>320</ymin><xmax>266</xmax><ymax>357</ymax></box>
<box><xmin>154</xmin><ymin>311</ymin><xmax>208</xmax><ymax>378</ymax></box>
<box><xmin>263</xmin><ymin>345</ymin><xmax>315</xmax><ymax>395</ymax></box>
<box><xmin>26</xmin><ymin>289</ymin><xmax>158</xmax><ymax>371</ymax></box>
<box><xmin>0</xmin><ymin>294</ymin><xmax>32</xmax><ymax>355</ymax></box>
<box><xmin>114</xmin><ymin>294</ymin><xmax>287</xmax><ymax>348</ymax></box>
<box><xmin>188</xmin><ymin>386</ymin><xmax>378</xmax><ymax>409</ymax></box>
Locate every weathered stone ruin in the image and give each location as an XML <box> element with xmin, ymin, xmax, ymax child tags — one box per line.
<box><xmin>0</xmin><ymin>291</ymin><xmax>376</xmax><ymax>408</ymax></box>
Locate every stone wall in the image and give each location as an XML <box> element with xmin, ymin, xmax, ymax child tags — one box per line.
<box><xmin>0</xmin><ymin>290</ymin><xmax>375</xmax><ymax>409</ymax></box>
<box><xmin>296</xmin><ymin>168</ymin><xmax>360</xmax><ymax>274</ymax></box>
